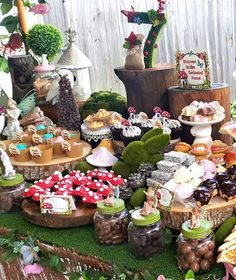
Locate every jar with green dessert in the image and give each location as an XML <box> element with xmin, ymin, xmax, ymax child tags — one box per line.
<box><xmin>93</xmin><ymin>198</ymin><xmax>129</xmax><ymax>245</ymax></box>
<box><xmin>128</xmin><ymin>209</ymin><xmax>164</xmax><ymax>259</ymax></box>
<box><xmin>177</xmin><ymin>219</ymin><xmax>215</xmax><ymax>274</ymax></box>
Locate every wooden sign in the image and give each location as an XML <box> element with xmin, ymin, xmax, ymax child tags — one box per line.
<box><xmin>176</xmin><ymin>50</ymin><xmax>211</xmax><ymax>89</ymax></box>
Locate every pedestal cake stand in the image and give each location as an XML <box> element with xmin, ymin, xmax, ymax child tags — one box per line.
<box><xmin>178</xmin><ymin>114</ymin><xmax>225</xmax><ymax>147</ymax></box>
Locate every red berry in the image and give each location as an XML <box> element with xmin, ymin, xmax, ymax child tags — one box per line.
<box><xmin>146</xmin><ymin>40</ymin><xmax>151</xmax><ymax>45</ymax></box>
<box><xmin>152</xmin><ymin>32</ymin><xmax>157</xmax><ymax>37</ymax></box>
<box><xmin>154</xmin><ymin>44</ymin><xmax>158</xmax><ymax>48</ymax></box>
<box><xmin>144</xmin><ymin>50</ymin><xmax>149</xmax><ymax>56</ymax></box>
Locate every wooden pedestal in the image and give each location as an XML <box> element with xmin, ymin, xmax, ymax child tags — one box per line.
<box><xmin>168</xmin><ymin>83</ymin><xmax>231</xmax><ymax>145</ymax></box>
<box><xmin>114</xmin><ymin>64</ymin><xmax>177</xmax><ymax>116</ymax></box>
<box><xmin>22</xmin><ymin>200</ymin><xmax>96</xmax><ymax>228</ymax></box>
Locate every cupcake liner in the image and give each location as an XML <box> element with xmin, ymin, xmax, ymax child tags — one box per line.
<box><xmin>121</xmin><ymin>131</ymin><xmax>144</xmax><ymax>146</ymax></box>
<box><xmin>30</xmin><ymin>144</ymin><xmax>53</xmax><ymax>164</ymax></box>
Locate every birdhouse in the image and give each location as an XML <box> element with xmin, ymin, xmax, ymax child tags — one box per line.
<box><xmin>57</xmin><ymin>29</ymin><xmax>92</xmax><ymax>102</ymax></box>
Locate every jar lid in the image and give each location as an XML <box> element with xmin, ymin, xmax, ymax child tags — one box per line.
<box><xmin>96</xmin><ymin>198</ymin><xmax>125</xmax><ymax>215</ymax></box>
<box><xmin>181</xmin><ymin>219</ymin><xmax>212</xmax><ymax>239</ymax></box>
<box><xmin>34</xmin><ymin>65</ymin><xmax>55</xmax><ymax>72</ymax></box>
<box><xmin>131</xmin><ymin>209</ymin><xmax>160</xmax><ymax>226</ymax></box>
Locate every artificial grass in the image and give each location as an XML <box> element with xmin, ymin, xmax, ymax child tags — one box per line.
<box><xmin>0</xmin><ymin>211</ymin><xmax>225</xmax><ymax>280</ymax></box>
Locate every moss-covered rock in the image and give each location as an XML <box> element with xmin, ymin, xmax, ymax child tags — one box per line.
<box><xmin>81</xmin><ymin>91</ymin><xmax>127</xmax><ymax>119</ymax></box>
<box><xmin>144</xmin><ymin>134</ymin><xmax>170</xmax><ymax>154</ymax></box>
<box><xmin>148</xmin><ymin>154</ymin><xmax>164</xmax><ymax>165</ymax></box>
<box><xmin>129</xmin><ymin>188</ymin><xmax>147</xmax><ymax>207</ymax></box>
<box><xmin>112</xmin><ymin>160</ymin><xmax>131</xmax><ymax>178</ymax></box>
<box><xmin>122</xmin><ymin>141</ymin><xmax>149</xmax><ymax>165</ymax></box>
<box><xmin>141</xmin><ymin>128</ymin><xmax>163</xmax><ymax>143</ymax></box>
<box><xmin>130</xmin><ymin>163</ymin><xmax>140</xmax><ymax>173</ymax></box>
<box><xmin>75</xmin><ymin>161</ymin><xmax>95</xmax><ymax>173</ymax></box>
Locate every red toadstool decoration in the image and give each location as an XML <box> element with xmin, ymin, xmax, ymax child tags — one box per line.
<box><xmin>128</xmin><ymin>106</ymin><xmax>136</xmax><ymax>116</ymax></box>
<box><xmin>121</xmin><ymin>119</ymin><xmax>131</xmax><ymax>126</ymax></box>
<box><xmin>161</xmin><ymin>111</ymin><xmax>171</xmax><ymax>119</ymax></box>
<box><xmin>178</xmin><ymin>70</ymin><xmax>188</xmax><ymax>86</ymax></box>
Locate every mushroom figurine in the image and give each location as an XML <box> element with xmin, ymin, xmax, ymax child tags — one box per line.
<box><xmin>178</xmin><ymin>70</ymin><xmax>188</xmax><ymax>86</ymax></box>
<box><xmin>128</xmin><ymin>106</ymin><xmax>136</xmax><ymax>118</ymax></box>
<box><xmin>161</xmin><ymin>111</ymin><xmax>171</xmax><ymax>124</ymax></box>
<box><xmin>121</xmin><ymin>119</ymin><xmax>131</xmax><ymax>127</ymax></box>
<box><xmin>153</xmin><ymin>106</ymin><xmax>163</xmax><ymax>119</ymax></box>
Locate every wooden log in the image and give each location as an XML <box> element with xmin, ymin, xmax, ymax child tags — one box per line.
<box><xmin>8</xmin><ymin>55</ymin><xmax>34</xmax><ymax>103</ymax></box>
<box><xmin>159</xmin><ymin>196</ymin><xmax>236</xmax><ymax>230</ymax></box>
<box><xmin>168</xmin><ymin>83</ymin><xmax>231</xmax><ymax>145</ymax></box>
<box><xmin>22</xmin><ymin>200</ymin><xmax>96</xmax><ymax>228</ymax></box>
<box><xmin>114</xmin><ymin>64</ymin><xmax>177</xmax><ymax>116</ymax></box>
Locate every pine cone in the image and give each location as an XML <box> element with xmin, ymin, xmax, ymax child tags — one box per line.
<box><xmin>128</xmin><ymin>173</ymin><xmax>145</xmax><ymax>189</ymax></box>
<box><xmin>119</xmin><ymin>182</ymin><xmax>133</xmax><ymax>200</ymax></box>
<box><xmin>138</xmin><ymin>162</ymin><xmax>155</xmax><ymax>179</ymax></box>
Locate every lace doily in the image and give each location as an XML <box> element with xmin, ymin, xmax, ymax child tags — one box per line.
<box><xmin>81</xmin><ymin>123</ymin><xmax>113</xmax><ymax>142</ymax></box>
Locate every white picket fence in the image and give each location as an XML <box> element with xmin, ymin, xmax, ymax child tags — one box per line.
<box><xmin>33</xmin><ymin>0</ymin><xmax>236</xmax><ymax>99</ymax></box>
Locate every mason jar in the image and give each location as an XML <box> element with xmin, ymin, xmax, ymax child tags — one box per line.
<box><xmin>128</xmin><ymin>209</ymin><xmax>164</xmax><ymax>259</ymax></box>
<box><xmin>93</xmin><ymin>198</ymin><xmax>129</xmax><ymax>245</ymax></box>
<box><xmin>177</xmin><ymin>219</ymin><xmax>215</xmax><ymax>274</ymax></box>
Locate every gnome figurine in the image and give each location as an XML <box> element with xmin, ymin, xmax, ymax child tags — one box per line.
<box><xmin>124</xmin><ymin>32</ymin><xmax>145</xmax><ymax>70</ymax></box>
<box><xmin>0</xmin><ymin>148</ymin><xmax>16</xmax><ymax>180</ymax></box>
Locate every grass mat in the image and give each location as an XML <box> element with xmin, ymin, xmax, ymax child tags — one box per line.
<box><xmin>0</xmin><ymin>211</ymin><xmax>224</xmax><ymax>280</ymax></box>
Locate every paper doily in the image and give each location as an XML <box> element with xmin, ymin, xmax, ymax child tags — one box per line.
<box><xmin>81</xmin><ymin>123</ymin><xmax>113</xmax><ymax>142</ymax></box>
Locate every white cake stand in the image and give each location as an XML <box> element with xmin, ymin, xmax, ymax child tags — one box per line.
<box><xmin>178</xmin><ymin>114</ymin><xmax>225</xmax><ymax>147</ymax></box>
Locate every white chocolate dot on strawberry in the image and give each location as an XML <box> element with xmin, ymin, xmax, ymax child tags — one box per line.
<box><xmin>96</xmin><ymin>183</ymin><xmax>101</xmax><ymax>187</ymax></box>
<box><xmin>35</xmin><ymin>193</ymin><xmax>39</xmax><ymax>196</ymax></box>
<box><xmin>82</xmin><ymin>197</ymin><xmax>86</xmax><ymax>201</ymax></box>
<box><xmin>39</xmin><ymin>179</ymin><xmax>43</xmax><ymax>182</ymax></box>
<box><xmin>85</xmin><ymin>187</ymin><xmax>90</xmax><ymax>191</ymax></box>
<box><xmin>88</xmin><ymin>176</ymin><xmax>92</xmax><ymax>180</ymax></box>
<box><xmin>24</xmin><ymin>189</ymin><xmax>29</xmax><ymax>192</ymax></box>
<box><xmin>100</xmin><ymin>188</ymin><xmax>104</xmax><ymax>191</ymax></box>
<box><xmin>94</xmin><ymin>195</ymin><xmax>98</xmax><ymax>200</ymax></box>
<box><xmin>88</xmin><ymin>191</ymin><xmax>93</xmax><ymax>196</ymax></box>
<box><xmin>59</xmin><ymin>188</ymin><xmax>64</xmax><ymax>191</ymax></box>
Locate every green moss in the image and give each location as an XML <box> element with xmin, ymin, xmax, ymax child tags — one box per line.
<box><xmin>81</xmin><ymin>91</ymin><xmax>127</xmax><ymax>119</ymax></box>
<box><xmin>215</xmin><ymin>216</ymin><xmax>236</xmax><ymax>245</ymax></box>
<box><xmin>75</xmin><ymin>161</ymin><xmax>95</xmax><ymax>173</ymax></box>
<box><xmin>130</xmin><ymin>163</ymin><xmax>140</xmax><ymax>173</ymax></box>
<box><xmin>0</xmin><ymin>212</ymin><xmax>224</xmax><ymax>279</ymax></box>
<box><xmin>129</xmin><ymin>188</ymin><xmax>147</xmax><ymax>207</ymax></box>
<box><xmin>148</xmin><ymin>154</ymin><xmax>164</xmax><ymax>165</ymax></box>
<box><xmin>122</xmin><ymin>141</ymin><xmax>149</xmax><ymax>165</ymax></box>
<box><xmin>112</xmin><ymin>161</ymin><xmax>131</xmax><ymax>178</ymax></box>
<box><xmin>144</xmin><ymin>134</ymin><xmax>170</xmax><ymax>154</ymax></box>
<box><xmin>141</xmin><ymin>128</ymin><xmax>163</xmax><ymax>142</ymax></box>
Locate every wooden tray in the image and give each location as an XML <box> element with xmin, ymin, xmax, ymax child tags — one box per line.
<box><xmin>22</xmin><ymin>199</ymin><xmax>96</xmax><ymax>228</ymax></box>
<box><xmin>10</xmin><ymin>141</ymin><xmax>92</xmax><ymax>180</ymax></box>
<box><xmin>159</xmin><ymin>196</ymin><xmax>236</xmax><ymax>230</ymax></box>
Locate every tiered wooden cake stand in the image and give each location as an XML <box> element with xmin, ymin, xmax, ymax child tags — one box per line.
<box><xmin>10</xmin><ymin>141</ymin><xmax>92</xmax><ymax>180</ymax></box>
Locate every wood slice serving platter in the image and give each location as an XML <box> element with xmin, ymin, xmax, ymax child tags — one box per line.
<box><xmin>159</xmin><ymin>196</ymin><xmax>236</xmax><ymax>230</ymax></box>
<box><xmin>10</xmin><ymin>141</ymin><xmax>92</xmax><ymax>180</ymax></box>
<box><xmin>22</xmin><ymin>199</ymin><xmax>96</xmax><ymax>228</ymax></box>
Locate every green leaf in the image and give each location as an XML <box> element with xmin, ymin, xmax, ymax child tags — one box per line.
<box><xmin>185</xmin><ymin>269</ymin><xmax>195</xmax><ymax>279</ymax></box>
<box><xmin>147</xmin><ymin>9</ymin><xmax>158</xmax><ymax>21</ymax></box>
<box><xmin>0</xmin><ymin>15</ymin><xmax>18</xmax><ymax>33</ymax></box>
<box><xmin>133</xmin><ymin>274</ymin><xmax>141</xmax><ymax>280</ymax></box>
<box><xmin>69</xmin><ymin>272</ymin><xmax>80</xmax><ymax>280</ymax></box>
<box><xmin>81</xmin><ymin>272</ymin><xmax>91</xmax><ymax>280</ymax></box>
<box><xmin>164</xmin><ymin>228</ymin><xmax>173</xmax><ymax>245</ymax></box>
<box><xmin>1</xmin><ymin>2</ymin><xmax>13</xmax><ymax>15</ymax></box>
<box><xmin>0</xmin><ymin>55</ymin><xmax>9</xmax><ymax>73</ymax></box>
<box><xmin>134</xmin><ymin>40</ymin><xmax>142</xmax><ymax>45</ymax></box>
<box><xmin>122</xmin><ymin>41</ymin><xmax>130</xmax><ymax>49</ymax></box>
<box><xmin>0</xmin><ymin>249</ymin><xmax>19</xmax><ymax>262</ymax></box>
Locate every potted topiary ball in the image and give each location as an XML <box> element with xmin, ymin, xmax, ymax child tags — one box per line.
<box><xmin>27</xmin><ymin>24</ymin><xmax>63</xmax><ymax>61</ymax></box>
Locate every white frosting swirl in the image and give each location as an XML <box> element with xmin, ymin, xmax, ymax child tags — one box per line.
<box><xmin>122</xmin><ymin>126</ymin><xmax>142</xmax><ymax>137</ymax></box>
<box><xmin>141</xmin><ymin>119</ymin><xmax>153</xmax><ymax>128</ymax></box>
<box><xmin>113</xmin><ymin>122</ymin><xmax>124</xmax><ymax>129</ymax></box>
<box><xmin>166</xmin><ymin>119</ymin><xmax>181</xmax><ymax>129</ymax></box>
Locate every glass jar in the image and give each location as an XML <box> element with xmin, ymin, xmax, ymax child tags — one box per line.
<box><xmin>128</xmin><ymin>209</ymin><xmax>164</xmax><ymax>259</ymax></box>
<box><xmin>177</xmin><ymin>219</ymin><xmax>215</xmax><ymax>274</ymax></box>
<box><xmin>93</xmin><ymin>198</ymin><xmax>129</xmax><ymax>245</ymax></box>
<box><xmin>33</xmin><ymin>61</ymin><xmax>57</xmax><ymax>103</ymax></box>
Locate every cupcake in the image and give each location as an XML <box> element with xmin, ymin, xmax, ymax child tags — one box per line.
<box><xmin>30</xmin><ymin>144</ymin><xmax>53</xmax><ymax>164</ymax></box>
<box><xmin>110</xmin><ymin>121</ymin><xmax>124</xmax><ymax>140</ymax></box>
<box><xmin>9</xmin><ymin>143</ymin><xmax>30</xmax><ymax>162</ymax></box>
<box><xmin>140</xmin><ymin>119</ymin><xmax>154</xmax><ymax>133</ymax></box>
<box><xmin>166</xmin><ymin>119</ymin><xmax>182</xmax><ymax>140</ymax></box>
<box><xmin>121</xmin><ymin>125</ymin><xmax>143</xmax><ymax>146</ymax></box>
<box><xmin>127</xmin><ymin>106</ymin><xmax>148</xmax><ymax>127</ymax></box>
<box><xmin>47</xmin><ymin>136</ymin><xmax>65</xmax><ymax>155</ymax></box>
<box><xmin>82</xmin><ymin>191</ymin><xmax>103</xmax><ymax>208</ymax></box>
<box><xmin>61</xmin><ymin>141</ymin><xmax>83</xmax><ymax>158</ymax></box>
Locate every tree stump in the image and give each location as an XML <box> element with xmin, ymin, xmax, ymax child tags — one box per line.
<box><xmin>168</xmin><ymin>83</ymin><xmax>231</xmax><ymax>145</ymax></box>
<box><xmin>8</xmin><ymin>55</ymin><xmax>34</xmax><ymax>103</ymax></box>
<box><xmin>114</xmin><ymin>64</ymin><xmax>177</xmax><ymax>116</ymax></box>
